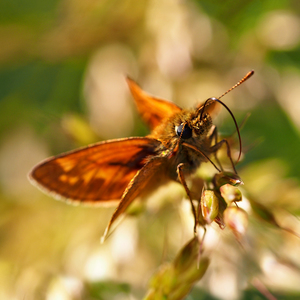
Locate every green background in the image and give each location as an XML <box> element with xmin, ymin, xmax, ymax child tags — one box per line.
<box><xmin>1</xmin><ymin>0</ymin><xmax>300</xmax><ymax>299</ymax></box>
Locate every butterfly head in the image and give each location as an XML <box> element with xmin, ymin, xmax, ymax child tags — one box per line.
<box><xmin>174</xmin><ymin>109</ymin><xmax>213</xmax><ymax>142</ymax></box>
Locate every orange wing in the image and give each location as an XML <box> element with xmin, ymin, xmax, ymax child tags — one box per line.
<box><xmin>126</xmin><ymin>77</ymin><xmax>182</xmax><ymax>131</ymax></box>
<box><xmin>103</xmin><ymin>156</ymin><xmax>167</xmax><ymax>239</ymax></box>
<box><xmin>29</xmin><ymin>137</ymin><xmax>161</xmax><ymax>203</ymax></box>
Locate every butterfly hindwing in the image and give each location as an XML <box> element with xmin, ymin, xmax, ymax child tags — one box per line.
<box><xmin>103</xmin><ymin>155</ymin><xmax>167</xmax><ymax>239</ymax></box>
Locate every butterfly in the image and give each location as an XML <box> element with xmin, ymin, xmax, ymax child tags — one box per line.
<box><xmin>29</xmin><ymin>71</ymin><xmax>254</xmax><ymax>239</ymax></box>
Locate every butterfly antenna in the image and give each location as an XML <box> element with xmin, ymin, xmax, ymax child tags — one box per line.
<box><xmin>200</xmin><ymin>70</ymin><xmax>254</xmax><ymax>163</ymax></box>
<box><xmin>218</xmin><ymin>70</ymin><xmax>254</xmax><ymax>101</ymax></box>
<box><xmin>218</xmin><ymin>70</ymin><xmax>254</xmax><ymax>162</ymax></box>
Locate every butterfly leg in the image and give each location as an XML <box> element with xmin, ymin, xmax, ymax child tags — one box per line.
<box><xmin>177</xmin><ymin>163</ymin><xmax>198</xmax><ymax>234</ymax></box>
<box><xmin>208</xmin><ymin>126</ymin><xmax>224</xmax><ymax>172</ymax></box>
<box><xmin>210</xmin><ymin>138</ymin><xmax>237</xmax><ymax>174</ymax></box>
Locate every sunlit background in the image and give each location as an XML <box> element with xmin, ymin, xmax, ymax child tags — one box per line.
<box><xmin>1</xmin><ymin>0</ymin><xmax>300</xmax><ymax>299</ymax></box>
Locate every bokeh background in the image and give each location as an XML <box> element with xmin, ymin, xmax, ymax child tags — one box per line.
<box><xmin>1</xmin><ymin>0</ymin><xmax>300</xmax><ymax>299</ymax></box>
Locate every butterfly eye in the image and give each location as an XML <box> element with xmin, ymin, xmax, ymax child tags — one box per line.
<box><xmin>176</xmin><ymin>123</ymin><xmax>192</xmax><ymax>139</ymax></box>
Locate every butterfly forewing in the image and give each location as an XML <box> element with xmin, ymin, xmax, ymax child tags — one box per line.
<box><xmin>126</xmin><ymin>77</ymin><xmax>181</xmax><ymax>130</ymax></box>
<box><xmin>29</xmin><ymin>137</ymin><xmax>161</xmax><ymax>203</ymax></box>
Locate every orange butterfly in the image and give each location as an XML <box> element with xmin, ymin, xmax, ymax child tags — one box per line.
<box><xmin>29</xmin><ymin>71</ymin><xmax>254</xmax><ymax>239</ymax></box>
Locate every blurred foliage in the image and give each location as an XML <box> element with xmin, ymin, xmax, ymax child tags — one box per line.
<box><xmin>1</xmin><ymin>0</ymin><xmax>300</xmax><ymax>299</ymax></box>
<box><xmin>144</xmin><ymin>238</ymin><xmax>209</xmax><ymax>300</ymax></box>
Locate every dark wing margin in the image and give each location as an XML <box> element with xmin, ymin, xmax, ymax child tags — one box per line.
<box><xmin>29</xmin><ymin>137</ymin><xmax>161</xmax><ymax>203</ymax></box>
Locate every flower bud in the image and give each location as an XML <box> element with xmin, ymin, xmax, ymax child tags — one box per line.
<box><xmin>201</xmin><ymin>190</ymin><xmax>219</xmax><ymax>224</ymax></box>
<box><xmin>224</xmin><ymin>206</ymin><xmax>248</xmax><ymax>240</ymax></box>
<box><xmin>213</xmin><ymin>172</ymin><xmax>243</xmax><ymax>188</ymax></box>
<box><xmin>220</xmin><ymin>184</ymin><xmax>242</xmax><ymax>205</ymax></box>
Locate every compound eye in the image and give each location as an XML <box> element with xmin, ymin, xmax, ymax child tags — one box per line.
<box><xmin>176</xmin><ymin>123</ymin><xmax>192</xmax><ymax>139</ymax></box>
